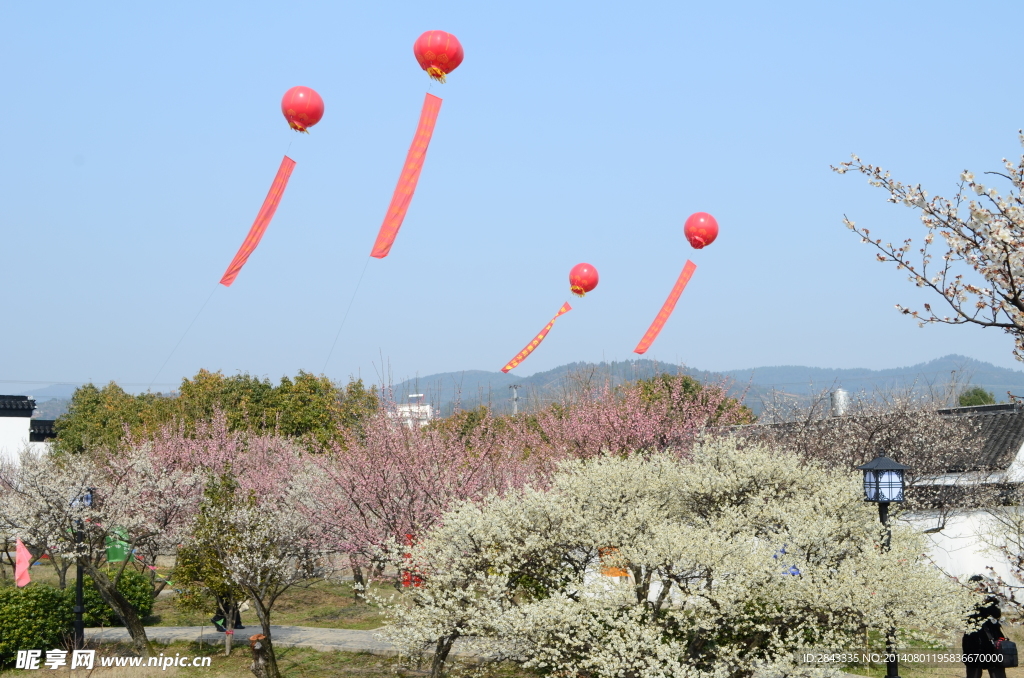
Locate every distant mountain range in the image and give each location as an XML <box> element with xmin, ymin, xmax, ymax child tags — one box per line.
<box><xmin>392</xmin><ymin>355</ymin><xmax>1024</xmax><ymax>416</ymax></box>
<box><xmin>8</xmin><ymin>355</ymin><xmax>1024</xmax><ymax>421</ymax></box>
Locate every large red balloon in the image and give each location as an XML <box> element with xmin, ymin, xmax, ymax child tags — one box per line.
<box><xmin>684</xmin><ymin>212</ymin><xmax>718</xmax><ymax>249</ymax></box>
<box><xmin>281</xmin><ymin>86</ymin><xmax>324</xmax><ymax>133</ymax></box>
<box><xmin>413</xmin><ymin>31</ymin><xmax>464</xmax><ymax>83</ymax></box>
<box><xmin>569</xmin><ymin>263</ymin><xmax>599</xmax><ymax>297</ymax></box>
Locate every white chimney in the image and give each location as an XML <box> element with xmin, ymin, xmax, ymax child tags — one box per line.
<box><xmin>830</xmin><ymin>388</ymin><xmax>850</xmax><ymax>417</ymax></box>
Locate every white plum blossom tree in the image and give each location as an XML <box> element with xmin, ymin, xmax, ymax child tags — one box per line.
<box><xmin>379</xmin><ymin>440</ymin><xmax>974</xmax><ymax>678</ymax></box>
<box><xmin>198</xmin><ymin>468</ymin><xmax>333</xmax><ymax>678</ymax></box>
<box><xmin>834</xmin><ymin>137</ymin><xmax>1024</xmax><ymax>363</ymax></box>
<box><xmin>0</xmin><ymin>449</ymin><xmax>202</xmax><ymax>656</ymax></box>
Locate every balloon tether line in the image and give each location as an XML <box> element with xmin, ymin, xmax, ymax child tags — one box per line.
<box><xmin>149</xmin><ymin>283</ymin><xmax>219</xmax><ymax>392</ymax></box>
<box><xmin>322</xmin><ymin>256</ymin><xmax>372</xmax><ymax>373</ymax></box>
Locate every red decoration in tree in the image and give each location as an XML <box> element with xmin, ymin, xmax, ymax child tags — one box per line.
<box><xmin>413</xmin><ymin>31</ymin><xmax>464</xmax><ymax>83</ymax></box>
<box><xmin>281</xmin><ymin>86</ymin><xmax>324</xmax><ymax>133</ymax></box>
<box><xmin>684</xmin><ymin>212</ymin><xmax>719</xmax><ymax>249</ymax></box>
<box><xmin>569</xmin><ymin>263</ymin><xmax>599</xmax><ymax>297</ymax></box>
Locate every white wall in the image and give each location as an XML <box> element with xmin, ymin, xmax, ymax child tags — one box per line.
<box><xmin>908</xmin><ymin>509</ymin><xmax>1024</xmax><ymax>586</ymax></box>
<box><xmin>0</xmin><ymin>417</ymin><xmax>31</xmax><ymax>466</ymax></box>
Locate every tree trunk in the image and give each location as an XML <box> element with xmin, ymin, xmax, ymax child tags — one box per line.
<box><xmin>430</xmin><ymin>634</ymin><xmax>457</xmax><ymax>678</ymax></box>
<box><xmin>252</xmin><ymin>599</ymin><xmax>280</xmax><ymax>678</ymax></box>
<box><xmin>350</xmin><ymin>555</ymin><xmax>366</xmax><ymax>600</ymax></box>
<box><xmin>249</xmin><ymin>634</ymin><xmax>271</xmax><ymax>678</ymax></box>
<box><xmin>224</xmin><ymin>601</ymin><xmax>238</xmax><ymax>656</ymax></box>
<box><xmin>48</xmin><ymin>552</ymin><xmax>71</xmax><ymax>589</ymax></box>
<box><xmin>0</xmin><ymin>539</ymin><xmax>9</xmax><ymax>581</ymax></box>
<box><xmin>89</xmin><ymin>567</ymin><xmax>151</xmax><ymax>656</ymax></box>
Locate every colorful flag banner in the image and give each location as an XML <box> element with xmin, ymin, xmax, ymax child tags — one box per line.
<box><xmin>220</xmin><ymin>155</ymin><xmax>297</xmax><ymax>287</ymax></box>
<box><xmin>371</xmin><ymin>94</ymin><xmax>443</xmax><ymax>258</ymax></box>
<box><xmin>15</xmin><ymin>538</ymin><xmax>31</xmax><ymax>587</ymax></box>
<box><xmin>633</xmin><ymin>260</ymin><xmax>697</xmax><ymax>355</ymax></box>
<box><xmin>502</xmin><ymin>302</ymin><xmax>572</xmax><ymax>373</ymax></box>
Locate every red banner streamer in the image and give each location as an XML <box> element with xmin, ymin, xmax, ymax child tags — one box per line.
<box><xmin>502</xmin><ymin>302</ymin><xmax>572</xmax><ymax>373</ymax></box>
<box><xmin>371</xmin><ymin>94</ymin><xmax>443</xmax><ymax>259</ymax></box>
<box><xmin>15</xmin><ymin>538</ymin><xmax>31</xmax><ymax>587</ymax></box>
<box><xmin>220</xmin><ymin>155</ymin><xmax>296</xmax><ymax>287</ymax></box>
<box><xmin>633</xmin><ymin>260</ymin><xmax>697</xmax><ymax>355</ymax></box>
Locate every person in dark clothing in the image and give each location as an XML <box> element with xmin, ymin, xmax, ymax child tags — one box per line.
<box><xmin>963</xmin><ymin>584</ymin><xmax>1007</xmax><ymax>678</ymax></box>
<box><xmin>211</xmin><ymin>600</ymin><xmax>244</xmax><ymax>633</ymax></box>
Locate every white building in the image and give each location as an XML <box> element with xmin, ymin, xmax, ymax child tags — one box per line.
<box><xmin>747</xmin><ymin>401</ymin><xmax>1024</xmax><ymax>587</ymax></box>
<box><xmin>0</xmin><ymin>395</ymin><xmax>56</xmax><ymax>464</ymax></box>
<box><xmin>908</xmin><ymin>403</ymin><xmax>1024</xmax><ymax>585</ymax></box>
<box><xmin>395</xmin><ymin>395</ymin><xmax>434</xmax><ymax>429</ymax></box>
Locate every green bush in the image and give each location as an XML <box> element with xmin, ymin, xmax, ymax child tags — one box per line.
<box><xmin>959</xmin><ymin>386</ymin><xmax>996</xmax><ymax>407</ymax></box>
<box><xmin>73</xmin><ymin>567</ymin><xmax>154</xmax><ymax>627</ymax></box>
<box><xmin>0</xmin><ymin>585</ymin><xmax>73</xmax><ymax>667</ymax></box>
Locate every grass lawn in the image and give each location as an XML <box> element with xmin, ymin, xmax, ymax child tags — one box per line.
<box><xmin>10</xmin><ymin>561</ymin><xmax>388</xmax><ymax>630</ymax></box>
<box><xmin>145</xmin><ymin>579</ymin><xmax>388</xmax><ymax>630</ymax></box>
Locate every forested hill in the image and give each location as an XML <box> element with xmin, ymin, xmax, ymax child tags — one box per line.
<box><xmin>393</xmin><ymin>355</ymin><xmax>1024</xmax><ymax>416</ymax></box>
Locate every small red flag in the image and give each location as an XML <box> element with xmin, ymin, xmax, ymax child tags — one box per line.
<box><xmin>634</xmin><ymin>261</ymin><xmax>697</xmax><ymax>355</ymax></box>
<box><xmin>502</xmin><ymin>302</ymin><xmax>572</xmax><ymax>373</ymax></box>
<box><xmin>220</xmin><ymin>155</ymin><xmax>297</xmax><ymax>287</ymax></box>
<box><xmin>371</xmin><ymin>94</ymin><xmax>443</xmax><ymax>258</ymax></box>
<box><xmin>15</xmin><ymin>538</ymin><xmax>31</xmax><ymax>587</ymax></box>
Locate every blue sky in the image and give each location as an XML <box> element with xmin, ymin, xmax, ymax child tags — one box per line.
<box><xmin>3</xmin><ymin>0</ymin><xmax>1024</xmax><ymax>392</ymax></box>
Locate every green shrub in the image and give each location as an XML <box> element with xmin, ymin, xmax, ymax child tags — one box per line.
<box><xmin>0</xmin><ymin>585</ymin><xmax>73</xmax><ymax>667</ymax></box>
<box><xmin>959</xmin><ymin>386</ymin><xmax>996</xmax><ymax>406</ymax></box>
<box><xmin>73</xmin><ymin>567</ymin><xmax>154</xmax><ymax>627</ymax></box>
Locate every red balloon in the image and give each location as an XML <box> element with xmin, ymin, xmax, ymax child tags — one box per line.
<box><xmin>684</xmin><ymin>212</ymin><xmax>718</xmax><ymax>249</ymax></box>
<box><xmin>413</xmin><ymin>31</ymin><xmax>464</xmax><ymax>83</ymax></box>
<box><xmin>569</xmin><ymin>263</ymin><xmax>599</xmax><ymax>297</ymax></box>
<box><xmin>281</xmin><ymin>86</ymin><xmax>324</xmax><ymax>133</ymax></box>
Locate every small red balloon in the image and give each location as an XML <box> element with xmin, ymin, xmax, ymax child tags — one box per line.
<box><xmin>684</xmin><ymin>212</ymin><xmax>718</xmax><ymax>249</ymax></box>
<box><xmin>413</xmin><ymin>31</ymin><xmax>464</xmax><ymax>83</ymax></box>
<box><xmin>281</xmin><ymin>86</ymin><xmax>324</xmax><ymax>133</ymax></box>
<box><xmin>569</xmin><ymin>263</ymin><xmax>599</xmax><ymax>297</ymax></box>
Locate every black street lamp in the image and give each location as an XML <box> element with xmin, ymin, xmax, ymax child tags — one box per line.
<box><xmin>856</xmin><ymin>456</ymin><xmax>909</xmax><ymax>678</ymax></box>
<box><xmin>71</xmin><ymin>489</ymin><xmax>93</xmax><ymax>650</ymax></box>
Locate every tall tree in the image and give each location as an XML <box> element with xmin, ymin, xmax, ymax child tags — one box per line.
<box><xmin>53</xmin><ymin>382</ymin><xmax>175</xmax><ymax>455</ymax></box>
<box><xmin>173</xmin><ymin>475</ymin><xmax>250</xmax><ymax>655</ymax></box>
<box><xmin>202</xmin><ymin>468</ymin><xmax>329</xmax><ymax>678</ymax></box>
<box><xmin>309</xmin><ymin>407</ymin><xmax>538</xmax><ymax>592</ymax></box>
<box><xmin>54</xmin><ymin>371</ymin><xmax>378</xmax><ymax>454</ymax></box>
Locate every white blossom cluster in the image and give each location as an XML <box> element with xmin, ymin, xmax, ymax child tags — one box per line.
<box><xmin>834</xmin><ymin>139</ymin><xmax>1024</xmax><ymax>361</ymax></box>
<box><xmin>0</xmin><ymin>448</ymin><xmax>201</xmax><ymax>566</ymax></box>
<box><xmin>201</xmin><ymin>467</ymin><xmax>335</xmax><ymax>638</ymax></box>
<box><xmin>378</xmin><ymin>440</ymin><xmax>973</xmax><ymax>678</ymax></box>
<box><xmin>0</xmin><ymin>448</ymin><xmax>204</xmax><ymax>654</ymax></box>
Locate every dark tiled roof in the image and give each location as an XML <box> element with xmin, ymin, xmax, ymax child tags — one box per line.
<box><xmin>938</xmin><ymin>403</ymin><xmax>1019</xmax><ymax>415</ymax></box>
<box><xmin>940</xmin><ymin>405</ymin><xmax>1024</xmax><ymax>471</ymax></box>
<box><xmin>29</xmin><ymin>419</ymin><xmax>56</xmax><ymax>442</ymax></box>
<box><xmin>0</xmin><ymin>395</ymin><xmax>36</xmax><ymax>418</ymax></box>
<box><xmin>742</xmin><ymin>403</ymin><xmax>1024</xmax><ymax>473</ymax></box>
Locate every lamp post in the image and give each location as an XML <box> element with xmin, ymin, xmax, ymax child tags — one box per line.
<box><xmin>509</xmin><ymin>384</ymin><xmax>521</xmax><ymax>416</ymax></box>
<box><xmin>856</xmin><ymin>456</ymin><xmax>909</xmax><ymax>678</ymax></box>
<box><xmin>71</xmin><ymin>489</ymin><xmax>93</xmax><ymax>650</ymax></box>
